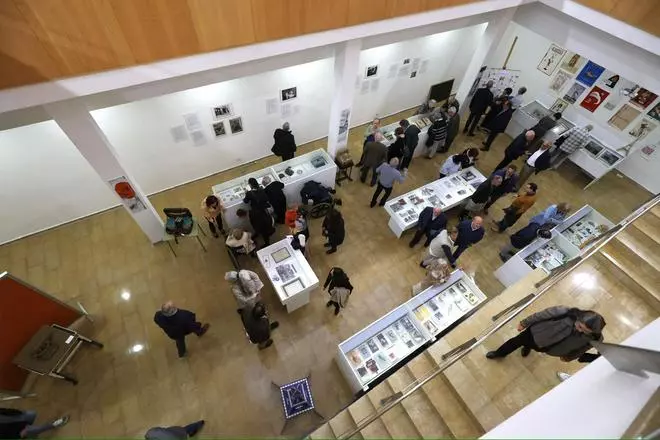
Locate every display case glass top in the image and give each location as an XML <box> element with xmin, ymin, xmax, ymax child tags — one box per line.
<box><xmin>380</xmin><ymin>114</ymin><xmax>431</xmax><ymax>146</ymax></box>
<box><xmin>521</xmin><ymin>101</ymin><xmax>551</xmax><ymax>120</ymax></box>
<box><xmin>272</xmin><ymin>149</ymin><xmax>333</xmax><ymax>184</ymax></box>
<box><xmin>212</xmin><ymin>168</ymin><xmax>279</xmax><ymax>207</ymax></box>
<box><xmin>257</xmin><ymin>238</ymin><xmax>318</xmax><ymax>302</ymax></box>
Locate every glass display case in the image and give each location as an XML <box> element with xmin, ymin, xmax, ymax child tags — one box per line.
<box><xmin>272</xmin><ymin>150</ymin><xmax>333</xmax><ymax>185</ymax></box>
<box><xmin>599</xmin><ymin>149</ymin><xmax>622</xmax><ymax>167</ymax></box>
<box><xmin>380</xmin><ymin>114</ymin><xmax>432</xmax><ymax>147</ymax></box>
<box><xmin>523</xmin><ymin>241</ymin><xmax>569</xmax><ymax>273</ymax></box>
<box><xmin>212</xmin><ymin>169</ymin><xmax>279</xmax><ymax>207</ymax></box>
<box><xmin>584</xmin><ymin>141</ymin><xmax>604</xmax><ymax>157</ymax></box>
<box><xmin>521</xmin><ymin>101</ymin><xmax>551</xmax><ymax>120</ymax></box>
<box><xmin>558</xmin><ymin>209</ymin><xmax>612</xmax><ymax>250</ymax></box>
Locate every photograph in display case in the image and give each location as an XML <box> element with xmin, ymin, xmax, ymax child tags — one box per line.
<box><xmin>408</xmin><ymin>195</ymin><xmax>424</xmax><ymax>205</ymax></box>
<box><xmin>524</xmin><ymin>241</ymin><xmax>568</xmax><ymax>273</ymax></box>
<box><xmin>421</xmin><ymin>187</ymin><xmax>435</xmax><ymax>196</ymax></box>
<box><xmin>229</xmin><ymin>117</ymin><xmax>244</xmax><ymax>134</ymax></box>
<box><xmin>563</xmin><ymin>219</ymin><xmax>609</xmax><ymax>248</ymax></box>
<box><xmin>599</xmin><ymin>150</ymin><xmax>621</xmax><ymax>166</ymax></box>
<box><xmin>461</xmin><ymin>170</ymin><xmax>477</xmax><ymax>181</ymax></box>
<box><xmin>275</xmin><ymin>263</ymin><xmax>297</xmax><ymax>283</ymax></box>
<box><xmin>282</xmin><ymin>278</ymin><xmax>305</xmax><ymax>297</ymax></box>
<box><xmin>212</xmin><ymin>121</ymin><xmax>226</xmax><ymax>137</ymax></box>
<box><xmin>584</xmin><ymin>142</ymin><xmax>604</xmax><ymax>157</ymax></box>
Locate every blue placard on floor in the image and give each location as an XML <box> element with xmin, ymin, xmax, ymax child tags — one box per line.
<box><xmin>279</xmin><ymin>377</ymin><xmax>315</xmax><ymax>419</ymax></box>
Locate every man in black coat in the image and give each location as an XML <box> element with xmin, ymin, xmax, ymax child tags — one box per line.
<box><xmin>464</xmin><ymin>80</ymin><xmax>494</xmax><ymax>136</ymax></box>
<box><xmin>243</xmin><ymin>178</ymin><xmax>271</xmax><ymax>211</ymax></box>
<box><xmin>481</xmin><ymin>99</ymin><xmax>514</xmax><ymax>151</ymax></box>
<box><xmin>499</xmin><ymin>224</ymin><xmax>552</xmax><ymax>261</ymax></box>
<box><xmin>484</xmin><ymin>165</ymin><xmax>519</xmax><ymax>214</ymax></box>
<box><xmin>262</xmin><ymin>176</ymin><xmax>286</xmax><ymax>224</ymax></box>
<box><xmin>453</xmin><ymin>217</ymin><xmax>485</xmax><ymax>261</ymax></box>
<box><xmin>240</xmin><ymin>302</ymin><xmax>279</xmax><ymax>350</ymax></box>
<box><xmin>517</xmin><ymin>141</ymin><xmax>552</xmax><ymax>190</ymax></box>
<box><xmin>400</xmin><ymin>119</ymin><xmax>421</xmax><ymax>170</ymax></box>
<box><xmin>409</xmin><ymin>207</ymin><xmax>447</xmax><ymax>248</ymax></box>
<box><xmin>493</xmin><ymin>130</ymin><xmax>536</xmax><ymax>171</ymax></box>
<box><xmin>458</xmin><ymin>175</ymin><xmax>502</xmax><ymax>220</ymax></box>
<box><xmin>322</xmin><ymin>204</ymin><xmax>345</xmax><ymax>254</ymax></box>
<box><xmin>154</xmin><ymin>302</ymin><xmax>210</xmax><ymax>358</ymax></box>
<box><xmin>237</xmin><ymin>207</ymin><xmax>275</xmax><ymax>247</ymax></box>
<box><xmin>271</xmin><ymin>122</ymin><xmax>297</xmax><ymax>161</ymax></box>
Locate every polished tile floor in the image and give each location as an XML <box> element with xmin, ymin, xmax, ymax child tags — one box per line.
<box><xmin>0</xmin><ymin>109</ymin><xmax>651</xmax><ymax>437</ymax></box>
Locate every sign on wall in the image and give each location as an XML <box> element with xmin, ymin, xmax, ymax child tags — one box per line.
<box><xmin>108</xmin><ymin>176</ymin><xmax>146</xmax><ymax>213</ymax></box>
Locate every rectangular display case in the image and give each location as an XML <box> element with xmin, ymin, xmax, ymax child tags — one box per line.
<box><xmin>495</xmin><ymin>205</ymin><xmax>613</xmax><ymax>287</ymax></box>
<box><xmin>383</xmin><ymin>166</ymin><xmax>486</xmax><ymax>238</ymax></box>
<box><xmin>336</xmin><ymin>270</ymin><xmax>487</xmax><ymax>393</ymax></box>
<box><xmin>256</xmin><ymin>237</ymin><xmax>320</xmax><ymax>313</ymax></box>
<box><xmin>379</xmin><ymin>114</ymin><xmax>433</xmax><ymax>158</ymax></box>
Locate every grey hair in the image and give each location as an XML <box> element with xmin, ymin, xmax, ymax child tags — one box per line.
<box><xmin>389</xmin><ymin>157</ymin><xmax>400</xmax><ymax>166</ymax></box>
<box><xmin>585</xmin><ymin>124</ymin><xmax>594</xmax><ymax>131</ymax></box>
<box><xmin>282</xmin><ymin>122</ymin><xmax>290</xmax><ymax>131</ymax></box>
<box><xmin>448</xmin><ymin>106</ymin><xmax>457</xmax><ymax>115</ymax></box>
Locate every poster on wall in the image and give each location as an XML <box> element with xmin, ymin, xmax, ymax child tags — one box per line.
<box><xmin>628</xmin><ymin>118</ymin><xmax>656</xmax><ymax>140</ymax></box>
<box><xmin>647</xmin><ymin>102</ymin><xmax>660</xmax><ymax>123</ymax></box>
<box><xmin>266</xmin><ymin>98</ymin><xmax>278</xmax><ymax>115</ymax></box>
<box><xmin>537</xmin><ymin>43</ymin><xmax>566</xmax><ymax>76</ymax></box>
<box><xmin>630</xmin><ymin>88</ymin><xmax>658</xmax><ymax>109</ymax></box>
<box><xmin>478</xmin><ymin>68</ymin><xmax>521</xmax><ymax>99</ymax></box>
<box><xmin>338</xmin><ymin>108</ymin><xmax>350</xmax><ymax>143</ymax></box>
<box><xmin>599</xmin><ymin>71</ymin><xmax>620</xmax><ymax>89</ymax></box>
<box><xmin>563</xmin><ymin>82</ymin><xmax>587</xmax><ymax>104</ymax></box>
<box><xmin>108</xmin><ymin>176</ymin><xmax>146</xmax><ymax>213</ymax></box>
<box><xmin>549</xmin><ymin>70</ymin><xmax>571</xmax><ymax>94</ymax></box>
<box><xmin>559</xmin><ymin>51</ymin><xmax>585</xmax><ymax>75</ymax></box>
<box><xmin>365</xmin><ymin>65</ymin><xmax>378</xmax><ymax>79</ymax></box>
<box><xmin>170</xmin><ymin>125</ymin><xmax>188</xmax><ymax>143</ymax></box>
<box><xmin>550</xmin><ymin>98</ymin><xmax>569</xmax><ymax>113</ymax></box>
<box><xmin>280</xmin><ymin>87</ymin><xmax>297</xmax><ymax>102</ymax></box>
<box><xmin>602</xmin><ymin>78</ymin><xmax>637</xmax><ymax>111</ymax></box>
<box><xmin>640</xmin><ymin>144</ymin><xmax>657</xmax><ymax>161</ymax></box>
<box><xmin>212</xmin><ymin>121</ymin><xmax>226</xmax><ymax>137</ymax></box>
<box><xmin>212</xmin><ymin>104</ymin><xmax>232</xmax><ymax>119</ymax></box>
<box><xmin>576</xmin><ymin>61</ymin><xmax>605</xmax><ymax>86</ymax></box>
<box><xmin>579</xmin><ymin>86</ymin><xmax>610</xmax><ymax>112</ymax></box>
<box><xmin>607</xmin><ymin>104</ymin><xmax>641</xmax><ymax>130</ymax></box>
<box><xmin>229</xmin><ymin>117</ymin><xmax>244</xmax><ymax>134</ymax></box>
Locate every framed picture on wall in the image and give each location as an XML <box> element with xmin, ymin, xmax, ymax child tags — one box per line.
<box><xmin>559</xmin><ymin>51</ymin><xmax>585</xmax><ymax>75</ymax></box>
<box><xmin>212</xmin><ymin>104</ymin><xmax>232</xmax><ymax>119</ymax></box>
<box><xmin>607</xmin><ymin>104</ymin><xmax>641</xmax><ymax>130</ymax></box>
<box><xmin>281</xmin><ymin>87</ymin><xmax>297</xmax><ymax>102</ymax></box>
<box><xmin>579</xmin><ymin>86</ymin><xmax>610</xmax><ymax>113</ymax></box>
<box><xmin>229</xmin><ymin>117</ymin><xmax>244</xmax><ymax>134</ymax></box>
<box><xmin>628</xmin><ymin>118</ymin><xmax>656</xmax><ymax>140</ymax></box>
<box><xmin>365</xmin><ymin>65</ymin><xmax>378</xmax><ymax>78</ymax></box>
<box><xmin>576</xmin><ymin>61</ymin><xmax>605</xmax><ymax>87</ymax></box>
<box><xmin>212</xmin><ymin>121</ymin><xmax>226</xmax><ymax>137</ymax></box>
<box><xmin>563</xmin><ymin>82</ymin><xmax>587</xmax><ymax>104</ymax></box>
<box><xmin>550</xmin><ymin>98</ymin><xmax>569</xmax><ymax>113</ymax></box>
<box><xmin>549</xmin><ymin>70</ymin><xmax>571</xmax><ymax>94</ymax></box>
<box><xmin>630</xmin><ymin>88</ymin><xmax>658</xmax><ymax>109</ymax></box>
<box><xmin>647</xmin><ymin>102</ymin><xmax>660</xmax><ymax>123</ymax></box>
<box><xmin>537</xmin><ymin>43</ymin><xmax>566</xmax><ymax>76</ymax></box>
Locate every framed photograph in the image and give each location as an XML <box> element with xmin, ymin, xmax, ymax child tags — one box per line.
<box><xmin>628</xmin><ymin>118</ymin><xmax>656</xmax><ymax>141</ymax></box>
<box><xmin>579</xmin><ymin>86</ymin><xmax>610</xmax><ymax>112</ymax></box>
<box><xmin>410</xmin><ymin>71</ymin><xmax>417</xmax><ymax>78</ymax></box>
<box><xmin>537</xmin><ymin>43</ymin><xmax>566</xmax><ymax>76</ymax></box>
<box><xmin>640</xmin><ymin>145</ymin><xmax>657</xmax><ymax>161</ymax></box>
<box><xmin>600</xmin><ymin>71</ymin><xmax>620</xmax><ymax>89</ymax></box>
<box><xmin>549</xmin><ymin>70</ymin><xmax>571</xmax><ymax>94</ymax></box>
<box><xmin>212</xmin><ymin>104</ymin><xmax>232</xmax><ymax>119</ymax></box>
<box><xmin>560</xmin><ymin>51</ymin><xmax>585</xmax><ymax>75</ymax></box>
<box><xmin>403</xmin><ymin>58</ymin><xmax>411</xmax><ymax>65</ymax></box>
<box><xmin>271</xmin><ymin>247</ymin><xmax>291</xmax><ymax>264</ymax></box>
<box><xmin>550</xmin><ymin>98</ymin><xmax>569</xmax><ymax>113</ymax></box>
<box><xmin>282</xmin><ymin>278</ymin><xmax>305</xmax><ymax>297</ymax></box>
<box><xmin>607</xmin><ymin>104</ymin><xmax>641</xmax><ymax>131</ymax></box>
<box><xmin>576</xmin><ymin>61</ymin><xmax>605</xmax><ymax>87</ymax></box>
<box><xmin>280</xmin><ymin>87</ymin><xmax>297</xmax><ymax>102</ymax></box>
<box><xmin>365</xmin><ymin>65</ymin><xmax>378</xmax><ymax>78</ymax></box>
<box><xmin>563</xmin><ymin>82</ymin><xmax>587</xmax><ymax>104</ymax></box>
<box><xmin>229</xmin><ymin>117</ymin><xmax>244</xmax><ymax>134</ymax></box>
<box><xmin>212</xmin><ymin>122</ymin><xmax>226</xmax><ymax>137</ymax></box>
<box><xmin>630</xmin><ymin>88</ymin><xmax>658</xmax><ymax>109</ymax></box>
<box><xmin>647</xmin><ymin>102</ymin><xmax>660</xmax><ymax>123</ymax></box>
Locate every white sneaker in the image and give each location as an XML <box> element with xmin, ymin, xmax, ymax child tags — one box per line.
<box><xmin>556</xmin><ymin>372</ymin><xmax>571</xmax><ymax>382</ymax></box>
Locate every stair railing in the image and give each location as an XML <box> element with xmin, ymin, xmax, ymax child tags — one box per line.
<box><xmin>336</xmin><ymin>194</ymin><xmax>660</xmax><ymax>440</ymax></box>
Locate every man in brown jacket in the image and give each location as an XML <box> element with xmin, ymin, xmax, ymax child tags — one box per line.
<box><xmin>491</xmin><ymin>183</ymin><xmax>537</xmax><ymax>232</ymax></box>
<box><xmin>360</xmin><ymin>132</ymin><xmax>388</xmax><ymax>186</ymax></box>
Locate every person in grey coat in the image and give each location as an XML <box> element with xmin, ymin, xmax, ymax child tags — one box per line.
<box><xmin>360</xmin><ymin>132</ymin><xmax>388</xmax><ymax>186</ymax></box>
<box><xmin>486</xmin><ymin>306</ymin><xmax>605</xmax><ymax>361</ymax></box>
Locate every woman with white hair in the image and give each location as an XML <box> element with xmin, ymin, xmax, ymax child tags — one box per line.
<box><xmin>225</xmin><ymin>270</ymin><xmax>264</xmax><ymax>310</ymax></box>
<box><xmin>225</xmin><ymin>229</ymin><xmax>256</xmax><ymax>256</ymax></box>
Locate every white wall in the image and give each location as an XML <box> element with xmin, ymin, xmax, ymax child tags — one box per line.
<box><xmin>0</xmin><ymin>121</ymin><xmax>117</xmax><ymax>244</ymax></box>
<box><xmin>353</xmin><ymin>25</ymin><xmax>485</xmax><ymax>125</ymax></box>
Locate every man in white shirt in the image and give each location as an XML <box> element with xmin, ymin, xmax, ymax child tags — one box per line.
<box><xmin>509</xmin><ymin>86</ymin><xmax>527</xmax><ymax>110</ymax></box>
<box><xmin>517</xmin><ymin>141</ymin><xmax>552</xmax><ymax>190</ymax></box>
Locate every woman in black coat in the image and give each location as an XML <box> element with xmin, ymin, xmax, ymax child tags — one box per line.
<box><xmin>322</xmin><ymin>204</ymin><xmax>345</xmax><ymax>254</ymax></box>
<box><xmin>387</xmin><ymin>127</ymin><xmax>406</xmax><ymax>164</ymax></box>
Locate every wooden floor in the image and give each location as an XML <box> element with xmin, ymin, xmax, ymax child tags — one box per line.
<box><xmin>0</xmin><ymin>108</ymin><xmax>651</xmax><ymax>437</ymax></box>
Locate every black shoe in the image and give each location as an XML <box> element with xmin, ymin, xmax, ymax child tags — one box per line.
<box><xmin>467</xmin><ymin>133</ymin><xmax>475</xmax><ymax>137</ymax></box>
<box><xmin>486</xmin><ymin>351</ymin><xmax>501</xmax><ymax>359</ymax></box>
<box><xmin>378</xmin><ymin>202</ymin><xmax>386</xmax><ymax>207</ymax></box>
<box><xmin>479</xmin><ymin>147</ymin><xmax>489</xmax><ymax>152</ymax></box>
<box><xmin>484</xmin><ymin>208</ymin><xmax>489</xmax><ymax>215</ymax></box>
<box><xmin>197</xmin><ymin>323</ymin><xmax>210</xmax><ymax>337</ymax></box>
<box><xmin>270</xmin><ymin>321</ymin><xmax>280</xmax><ymax>330</ymax></box>
<box><xmin>419</xmin><ymin>261</ymin><xmax>426</xmax><ymax>268</ymax></box>
<box><xmin>259</xmin><ymin>339</ymin><xmax>273</xmax><ymax>350</ymax></box>
<box><xmin>423</xmin><ymin>240</ymin><xmax>431</xmax><ymax>247</ymax></box>
<box><xmin>326</xmin><ymin>248</ymin><xmax>337</xmax><ymax>254</ymax></box>
<box><xmin>521</xmin><ymin>346</ymin><xmax>531</xmax><ymax>357</ymax></box>
<box><xmin>334</xmin><ymin>308</ymin><xmax>340</xmax><ymax>316</ymax></box>
<box><xmin>409</xmin><ymin>241</ymin><xmax>417</xmax><ymax>248</ymax></box>
<box><xmin>212</xmin><ymin>232</ymin><xmax>219</xmax><ymax>238</ymax></box>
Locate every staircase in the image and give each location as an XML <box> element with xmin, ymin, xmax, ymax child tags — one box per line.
<box><xmin>310</xmin><ymin>199</ymin><xmax>660</xmax><ymax>439</ymax></box>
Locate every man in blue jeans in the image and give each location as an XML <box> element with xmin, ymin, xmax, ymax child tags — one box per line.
<box><xmin>0</xmin><ymin>408</ymin><xmax>69</xmax><ymax>438</ymax></box>
<box><xmin>145</xmin><ymin>420</ymin><xmax>205</xmax><ymax>439</ymax></box>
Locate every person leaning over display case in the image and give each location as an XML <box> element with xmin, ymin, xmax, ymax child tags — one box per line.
<box><xmin>457</xmin><ymin>174</ymin><xmax>503</xmax><ymax>221</ymax></box>
<box><xmin>529</xmin><ymin>202</ymin><xmax>571</xmax><ymax>227</ymax></box>
<box><xmin>262</xmin><ymin>176</ymin><xmax>286</xmax><ymax>224</ymax></box>
<box><xmin>480</xmin><ymin>87</ymin><xmax>512</xmax><ymax>131</ymax></box>
<box><xmin>457</xmin><ymin>147</ymin><xmax>480</xmax><ymax>168</ymax></box>
<box><xmin>409</xmin><ymin>206</ymin><xmax>447</xmax><ymax>248</ymax></box>
<box><xmin>370</xmin><ymin>158</ymin><xmax>407</xmax><ymax>208</ymax></box>
<box><xmin>225</xmin><ymin>228</ymin><xmax>256</xmax><ymax>256</ymax></box>
<box><xmin>200</xmin><ymin>194</ymin><xmax>225</xmax><ymax>238</ymax></box>
<box><xmin>243</xmin><ymin>178</ymin><xmax>271</xmax><ymax>211</ymax></box>
<box><xmin>360</xmin><ymin>132</ymin><xmax>388</xmax><ymax>186</ymax></box>
<box><xmin>236</xmin><ymin>206</ymin><xmax>275</xmax><ymax>247</ymax></box>
<box><xmin>323</xmin><ymin>267</ymin><xmax>354</xmax><ymax>316</ymax></box>
<box><xmin>439</xmin><ymin>154</ymin><xmax>463</xmax><ymax>179</ymax></box>
<box><xmin>491</xmin><ymin>183</ymin><xmax>538</xmax><ymax>233</ymax></box>
<box><xmin>499</xmin><ymin>223</ymin><xmax>552</xmax><ymax>262</ymax></box>
<box><xmin>483</xmin><ymin>165</ymin><xmax>519</xmax><ymax>214</ymax></box>
<box><xmin>492</xmin><ymin>130</ymin><xmax>535</xmax><ymax>172</ymax></box>
<box><xmin>421</xmin><ymin>226</ymin><xmax>458</xmax><ymax>269</ymax></box>
<box><xmin>529</xmin><ymin>112</ymin><xmax>562</xmax><ymax>151</ymax></box>
<box><xmin>453</xmin><ymin>217</ymin><xmax>485</xmax><ymax>261</ymax></box>
<box><xmin>387</xmin><ymin>126</ymin><xmax>406</xmax><ymax>165</ymax></box>
<box><xmin>271</xmin><ymin>122</ymin><xmax>296</xmax><ymax>161</ymax></box>
<box><xmin>322</xmin><ymin>201</ymin><xmax>345</xmax><ymax>255</ymax></box>
<box><xmin>400</xmin><ymin>119</ymin><xmax>421</xmax><ymax>170</ymax></box>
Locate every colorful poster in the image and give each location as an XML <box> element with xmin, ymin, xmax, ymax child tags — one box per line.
<box><xmin>550</xmin><ymin>98</ymin><xmax>569</xmax><ymax>113</ymax></box>
<box><xmin>576</xmin><ymin>61</ymin><xmax>605</xmax><ymax>86</ymax></box>
<box><xmin>580</xmin><ymin>86</ymin><xmax>610</xmax><ymax>112</ymax></box>
<box><xmin>549</xmin><ymin>70</ymin><xmax>571</xmax><ymax>94</ymax></box>
<box><xmin>537</xmin><ymin>43</ymin><xmax>566</xmax><ymax>76</ymax></box>
<box><xmin>608</xmin><ymin>104</ymin><xmax>641</xmax><ymax>131</ymax></box>
<box><xmin>563</xmin><ymin>82</ymin><xmax>587</xmax><ymax>104</ymax></box>
<box><xmin>630</xmin><ymin>88</ymin><xmax>658</xmax><ymax>109</ymax></box>
<box><xmin>647</xmin><ymin>102</ymin><xmax>660</xmax><ymax>123</ymax></box>
<box><xmin>559</xmin><ymin>51</ymin><xmax>585</xmax><ymax>75</ymax></box>
<box><xmin>602</xmin><ymin>78</ymin><xmax>637</xmax><ymax>111</ymax></box>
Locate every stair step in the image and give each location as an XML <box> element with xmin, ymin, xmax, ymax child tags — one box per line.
<box><xmin>310</xmin><ymin>422</ymin><xmax>336</xmax><ymax>439</ymax></box>
<box><xmin>347</xmin><ymin>395</ymin><xmax>392</xmax><ymax>439</ymax></box>
<box><xmin>616</xmin><ymin>227</ymin><xmax>660</xmax><ymax>272</ymax></box>
<box><xmin>406</xmin><ymin>352</ymin><xmax>484</xmax><ymax>438</ymax></box>
<box><xmin>632</xmin><ymin>211</ymin><xmax>660</xmax><ymax>246</ymax></box>
<box><xmin>384</xmin><ymin>359</ymin><xmax>455</xmax><ymax>439</ymax></box>
<box><xmin>650</xmin><ymin>205</ymin><xmax>660</xmax><ymax>219</ymax></box>
<box><xmin>364</xmin><ymin>380</ymin><xmax>422</xmax><ymax>438</ymax></box>
<box><xmin>328</xmin><ymin>409</ymin><xmax>363</xmax><ymax>440</ymax></box>
<box><xmin>598</xmin><ymin>239</ymin><xmax>660</xmax><ymax>312</ymax></box>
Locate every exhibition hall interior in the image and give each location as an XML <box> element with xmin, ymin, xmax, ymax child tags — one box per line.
<box><xmin>1</xmin><ymin>0</ymin><xmax>660</xmax><ymax>438</ymax></box>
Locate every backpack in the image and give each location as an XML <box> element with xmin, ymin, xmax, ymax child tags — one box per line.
<box><xmin>164</xmin><ymin>208</ymin><xmax>194</xmax><ymax>236</ymax></box>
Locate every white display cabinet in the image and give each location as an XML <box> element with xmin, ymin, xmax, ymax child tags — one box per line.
<box><xmin>379</xmin><ymin>113</ymin><xmax>433</xmax><ymax>158</ymax></box>
<box><xmin>383</xmin><ymin>166</ymin><xmax>486</xmax><ymax>238</ymax></box>
<box><xmin>211</xmin><ymin>149</ymin><xmax>336</xmax><ymax>231</ymax></box>
<box><xmin>256</xmin><ymin>237</ymin><xmax>320</xmax><ymax>313</ymax></box>
<box><xmin>336</xmin><ymin>270</ymin><xmax>487</xmax><ymax>394</ymax></box>
<box><xmin>494</xmin><ymin>205</ymin><xmax>613</xmax><ymax>287</ymax></box>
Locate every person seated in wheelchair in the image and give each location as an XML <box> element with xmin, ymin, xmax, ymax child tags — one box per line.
<box><xmin>225</xmin><ymin>228</ymin><xmax>256</xmax><ymax>257</ymax></box>
<box><xmin>300</xmin><ymin>180</ymin><xmax>336</xmax><ymax>218</ymax></box>
<box><xmin>285</xmin><ymin>206</ymin><xmax>309</xmax><ymax>239</ymax></box>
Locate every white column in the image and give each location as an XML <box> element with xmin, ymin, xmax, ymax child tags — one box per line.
<box><xmin>45</xmin><ymin>101</ymin><xmax>164</xmax><ymax>243</ymax></box>
<box><xmin>454</xmin><ymin>9</ymin><xmax>516</xmax><ymax>114</ymax></box>
<box><xmin>327</xmin><ymin>39</ymin><xmax>363</xmax><ymax>159</ymax></box>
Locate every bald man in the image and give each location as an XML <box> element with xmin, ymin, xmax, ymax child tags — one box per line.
<box><xmin>453</xmin><ymin>217</ymin><xmax>485</xmax><ymax>261</ymax></box>
<box><xmin>154</xmin><ymin>302</ymin><xmax>210</xmax><ymax>358</ymax></box>
<box><xmin>493</xmin><ymin>130</ymin><xmax>536</xmax><ymax>172</ymax></box>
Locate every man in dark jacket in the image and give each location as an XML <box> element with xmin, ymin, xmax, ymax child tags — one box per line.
<box><xmin>409</xmin><ymin>207</ymin><xmax>447</xmax><ymax>248</ymax></box>
<box><xmin>444</xmin><ymin>107</ymin><xmax>460</xmax><ymax>152</ymax></box>
<box><xmin>484</xmin><ymin>165</ymin><xmax>519</xmax><ymax>214</ymax></box>
<box><xmin>237</xmin><ymin>207</ymin><xmax>275</xmax><ymax>247</ymax></box>
<box><xmin>262</xmin><ymin>176</ymin><xmax>286</xmax><ymax>224</ymax></box>
<box><xmin>499</xmin><ymin>224</ymin><xmax>552</xmax><ymax>261</ymax></box>
<box><xmin>154</xmin><ymin>302</ymin><xmax>209</xmax><ymax>358</ymax></box>
<box><xmin>453</xmin><ymin>217</ymin><xmax>485</xmax><ymax>261</ymax></box>
<box><xmin>241</xmin><ymin>302</ymin><xmax>279</xmax><ymax>349</ymax></box>
<box><xmin>464</xmin><ymin>80</ymin><xmax>494</xmax><ymax>136</ymax></box>
<box><xmin>400</xmin><ymin>119</ymin><xmax>421</xmax><ymax>170</ymax></box>
<box><xmin>271</xmin><ymin>122</ymin><xmax>296</xmax><ymax>161</ymax></box>
<box><xmin>458</xmin><ymin>175</ymin><xmax>503</xmax><ymax>221</ymax></box>
<box><xmin>0</xmin><ymin>409</ymin><xmax>69</xmax><ymax>439</ymax></box>
<box><xmin>517</xmin><ymin>141</ymin><xmax>552</xmax><ymax>190</ymax></box>
<box><xmin>481</xmin><ymin>99</ymin><xmax>514</xmax><ymax>150</ymax></box>
<box><xmin>145</xmin><ymin>420</ymin><xmax>205</xmax><ymax>439</ymax></box>
<box><xmin>243</xmin><ymin>178</ymin><xmax>271</xmax><ymax>211</ymax></box>
<box><xmin>425</xmin><ymin>113</ymin><xmax>448</xmax><ymax>159</ymax></box>
<box><xmin>530</xmin><ymin>112</ymin><xmax>562</xmax><ymax>141</ymax></box>
<box><xmin>492</xmin><ymin>130</ymin><xmax>536</xmax><ymax>171</ymax></box>
<box><xmin>322</xmin><ymin>204</ymin><xmax>345</xmax><ymax>254</ymax></box>
<box><xmin>360</xmin><ymin>132</ymin><xmax>388</xmax><ymax>185</ymax></box>
<box><xmin>486</xmin><ymin>306</ymin><xmax>605</xmax><ymax>361</ymax></box>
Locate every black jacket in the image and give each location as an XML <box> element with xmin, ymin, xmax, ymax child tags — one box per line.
<box><xmin>446</xmin><ymin>113</ymin><xmax>460</xmax><ymax>142</ymax></box>
<box><xmin>469</xmin><ymin>87</ymin><xmax>494</xmax><ymax>113</ymax></box>
<box><xmin>455</xmin><ymin>220</ymin><xmax>485</xmax><ymax>249</ymax></box>
<box><xmin>272</xmin><ymin>128</ymin><xmax>296</xmax><ymax>157</ymax></box>
<box><xmin>323</xmin><ymin>267</ymin><xmax>354</xmax><ymax>292</ymax></box>
<box><xmin>404</xmin><ymin>124</ymin><xmax>421</xmax><ymax>153</ymax></box>
<box><xmin>485</xmin><ymin>107</ymin><xmax>514</xmax><ymax>133</ymax></box>
<box><xmin>505</xmin><ymin>132</ymin><xmax>532</xmax><ymax>159</ymax></box>
<box><xmin>323</xmin><ymin>211</ymin><xmax>345</xmax><ymax>245</ymax></box>
<box><xmin>529</xmin><ymin>150</ymin><xmax>552</xmax><ymax>173</ymax></box>
<box><xmin>0</xmin><ymin>408</ymin><xmax>30</xmax><ymax>439</ymax></box>
<box><xmin>417</xmin><ymin>207</ymin><xmax>447</xmax><ymax>232</ymax></box>
<box><xmin>388</xmin><ymin>137</ymin><xmax>406</xmax><ymax>162</ymax></box>
<box><xmin>264</xmin><ymin>182</ymin><xmax>286</xmax><ymax>213</ymax></box>
<box><xmin>154</xmin><ymin>309</ymin><xmax>198</xmax><ymax>340</ymax></box>
<box><xmin>243</xmin><ymin>188</ymin><xmax>271</xmax><ymax>210</ymax></box>
<box><xmin>240</xmin><ymin>307</ymin><xmax>271</xmax><ymax>344</ymax></box>
<box><xmin>249</xmin><ymin>207</ymin><xmax>275</xmax><ymax>236</ymax></box>
<box><xmin>510</xmin><ymin>222</ymin><xmax>541</xmax><ymax>249</ymax></box>
<box><xmin>530</xmin><ymin>116</ymin><xmax>557</xmax><ymax>139</ymax></box>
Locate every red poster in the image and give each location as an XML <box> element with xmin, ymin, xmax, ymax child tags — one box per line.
<box><xmin>580</xmin><ymin>86</ymin><xmax>610</xmax><ymax>112</ymax></box>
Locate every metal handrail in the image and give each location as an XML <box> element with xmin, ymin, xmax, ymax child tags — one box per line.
<box><xmin>336</xmin><ymin>194</ymin><xmax>660</xmax><ymax>440</ymax></box>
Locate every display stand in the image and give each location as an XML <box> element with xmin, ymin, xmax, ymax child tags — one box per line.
<box><xmin>383</xmin><ymin>166</ymin><xmax>486</xmax><ymax>238</ymax></box>
<box><xmin>336</xmin><ymin>270</ymin><xmax>487</xmax><ymax>394</ymax></box>
<box><xmin>256</xmin><ymin>237</ymin><xmax>320</xmax><ymax>313</ymax></box>
<box><xmin>378</xmin><ymin>113</ymin><xmax>433</xmax><ymax>159</ymax></box>
<box><xmin>494</xmin><ymin>205</ymin><xmax>613</xmax><ymax>287</ymax></box>
<box><xmin>212</xmin><ymin>149</ymin><xmax>336</xmax><ymax>232</ymax></box>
